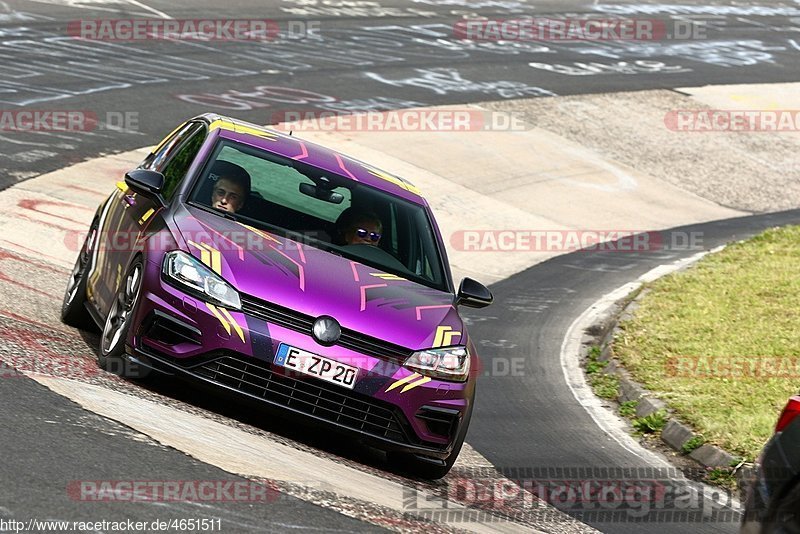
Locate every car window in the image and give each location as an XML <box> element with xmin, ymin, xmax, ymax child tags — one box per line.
<box><xmin>189</xmin><ymin>139</ymin><xmax>447</xmax><ymax>291</ymax></box>
<box><xmin>217</xmin><ymin>145</ymin><xmax>352</xmax><ymax>223</ymax></box>
<box><xmin>159</xmin><ymin>124</ymin><xmax>207</xmax><ymax>201</ymax></box>
<box><xmin>143</xmin><ymin>122</ymin><xmax>190</xmax><ymax>170</ymax></box>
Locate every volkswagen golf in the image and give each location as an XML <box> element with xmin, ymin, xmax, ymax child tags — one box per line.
<box><xmin>61</xmin><ymin>114</ymin><xmax>493</xmax><ymax>479</ymax></box>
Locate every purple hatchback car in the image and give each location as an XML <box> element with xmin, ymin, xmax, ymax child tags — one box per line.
<box><xmin>62</xmin><ymin>114</ymin><xmax>493</xmax><ymax>478</ymax></box>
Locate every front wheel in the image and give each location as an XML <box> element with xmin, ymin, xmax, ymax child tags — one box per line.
<box><xmin>98</xmin><ymin>257</ymin><xmax>149</xmax><ymax>379</ymax></box>
<box><xmin>61</xmin><ymin>221</ymin><xmax>97</xmax><ymax>329</ymax></box>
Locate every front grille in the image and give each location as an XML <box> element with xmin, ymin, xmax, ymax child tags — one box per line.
<box><xmin>240</xmin><ymin>295</ymin><xmax>413</xmax><ymax>363</ymax></box>
<box><xmin>195</xmin><ymin>355</ymin><xmax>409</xmax><ymax>443</ymax></box>
<box><xmin>241</xmin><ymin>296</ymin><xmax>313</xmax><ymax>332</ymax></box>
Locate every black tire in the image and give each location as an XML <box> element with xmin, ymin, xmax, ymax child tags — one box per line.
<box><xmin>765</xmin><ymin>480</ymin><xmax>800</xmax><ymax>534</ymax></box>
<box><xmin>389</xmin><ymin>397</ymin><xmax>474</xmax><ymax>480</ymax></box>
<box><xmin>97</xmin><ymin>256</ymin><xmax>150</xmax><ymax>380</ymax></box>
<box><xmin>61</xmin><ymin>220</ymin><xmax>97</xmax><ymax>329</ymax></box>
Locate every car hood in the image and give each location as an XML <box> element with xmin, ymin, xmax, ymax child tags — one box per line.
<box><xmin>173</xmin><ymin>204</ymin><xmax>462</xmax><ymax>350</ymax></box>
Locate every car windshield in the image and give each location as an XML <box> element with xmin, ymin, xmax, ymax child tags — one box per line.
<box><xmin>188</xmin><ymin>139</ymin><xmax>449</xmax><ymax>292</ymax></box>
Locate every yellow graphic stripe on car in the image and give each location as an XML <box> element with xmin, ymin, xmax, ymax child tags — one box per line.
<box><xmin>187</xmin><ymin>241</ymin><xmax>222</xmax><ymax>275</ymax></box>
<box><xmin>153</xmin><ymin>121</ymin><xmax>187</xmax><ymax>153</ymax></box>
<box><xmin>187</xmin><ymin>241</ymin><xmax>211</xmax><ymax>268</ymax></box>
<box><xmin>202</xmin><ymin>243</ymin><xmax>222</xmax><ymax>276</ymax></box>
<box><xmin>370</xmin><ymin>273</ymin><xmax>406</xmax><ymax>281</ymax></box>
<box><xmin>234</xmin><ymin>123</ymin><xmax>278</xmax><ymax>140</ymax></box>
<box><xmin>138</xmin><ymin>208</ymin><xmax>155</xmax><ymax>225</ymax></box>
<box><xmin>219</xmin><ymin>307</ymin><xmax>245</xmax><ymax>343</ymax></box>
<box><xmin>208</xmin><ymin>119</ymin><xmax>233</xmax><ymax>132</ymax></box>
<box><xmin>240</xmin><ymin>223</ymin><xmax>281</xmax><ymax>244</ymax></box>
<box><xmin>385</xmin><ymin>372</ymin><xmax>421</xmax><ymax>393</ymax></box>
<box><xmin>209</xmin><ymin>119</ymin><xmax>277</xmax><ymax>141</ymax></box>
<box><xmin>400</xmin><ymin>376</ymin><xmax>431</xmax><ymax>393</ymax></box>
<box><xmin>433</xmin><ymin>325</ymin><xmax>461</xmax><ymax>348</ymax></box>
<box><xmin>366</xmin><ymin>167</ymin><xmax>422</xmax><ymax>195</ymax></box>
<box><xmin>205</xmin><ymin>303</ymin><xmax>231</xmax><ymax>335</ymax></box>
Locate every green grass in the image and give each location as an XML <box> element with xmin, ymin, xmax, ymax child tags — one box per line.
<box><xmin>591</xmin><ymin>373</ymin><xmax>620</xmax><ymax>400</ymax></box>
<box><xmin>681</xmin><ymin>435</ymin><xmax>705</xmax><ymax>455</ymax></box>
<box><xmin>614</xmin><ymin>225</ymin><xmax>800</xmax><ymax>460</ymax></box>
<box><xmin>705</xmin><ymin>467</ymin><xmax>738</xmax><ymax>490</ymax></box>
<box><xmin>586</xmin><ymin>357</ymin><xmax>607</xmax><ymax>375</ymax></box>
<box><xmin>632</xmin><ymin>410</ymin><xmax>668</xmax><ymax>434</ymax></box>
<box><xmin>585</xmin><ymin>345</ymin><xmax>619</xmax><ymax>399</ymax></box>
<box><xmin>619</xmin><ymin>400</ymin><xmax>638</xmax><ymax>418</ymax></box>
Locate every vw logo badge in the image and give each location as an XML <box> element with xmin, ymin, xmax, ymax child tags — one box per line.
<box><xmin>312</xmin><ymin>315</ymin><xmax>341</xmax><ymax>346</ymax></box>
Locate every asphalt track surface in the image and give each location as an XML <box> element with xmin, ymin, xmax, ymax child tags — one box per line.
<box><xmin>3</xmin><ymin>0</ymin><xmax>800</xmax><ymax>186</ymax></box>
<box><xmin>2</xmin><ymin>1</ymin><xmax>800</xmax><ymax>533</ymax></box>
<box><xmin>464</xmin><ymin>209</ymin><xmax>800</xmax><ymax>533</ymax></box>
<box><xmin>0</xmin><ymin>376</ymin><xmax>384</xmax><ymax>533</ymax></box>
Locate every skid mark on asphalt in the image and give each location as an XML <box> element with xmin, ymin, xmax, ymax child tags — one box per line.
<box><xmin>0</xmin><ymin>313</ymin><xmax>101</xmax><ymax>381</ymax></box>
<box><xmin>502</xmin><ymin>287</ymin><xmax>577</xmax><ymax>316</ymax></box>
<box><xmin>16</xmin><ymin>212</ymin><xmax>78</xmax><ymax>233</ymax></box>
<box><xmin>0</xmin><ymin>240</ymin><xmax>68</xmax><ymax>267</ymax></box>
<box><xmin>17</xmin><ymin>198</ymin><xmax>93</xmax><ymax>224</ymax></box>
<box><xmin>35</xmin><ymin>376</ymin><xmax>560</xmax><ymax>534</ymax></box>
<box><xmin>0</xmin><ymin>308</ymin><xmax>582</xmax><ymax>532</ymax></box>
<box><xmin>0</xmin><ymin>248</ymin><xmax>65</xmax><ymax>299</ymax></box>
<box><xmin>68</xmin><ymin>184</ymin><xmax>109</xmax><ymax>197</ymax></box>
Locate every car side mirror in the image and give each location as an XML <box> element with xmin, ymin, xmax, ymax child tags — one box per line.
<box><xmin>455</xmin><ymin>277</ymin><xmax>493</xmax><ymax>308</ymax></box>
<box><xmin>125</xmin><ymin>169</ymin><xmax>165</xmax><ymax>200</ymax></box>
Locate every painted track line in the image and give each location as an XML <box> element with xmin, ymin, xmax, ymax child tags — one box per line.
<box><xmin>34</xmin><ymin>375</ymin><xmax>544</xmax><ymax>534</ymax></box>
<box><xmin>559</xmin><ymin>245</ymin><xmax>742</xmax><ymax>515</ymax></box>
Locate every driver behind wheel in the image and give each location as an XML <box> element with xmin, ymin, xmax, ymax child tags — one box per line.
<box><xmin>335</xmin><ymin>207</ymin><xmax>383</xmax><ymax>246</ymax></box>
<box><xmin>209</xmin><ymin>161</ymin><xmax>251</xmax><ymax>214</ymax></box>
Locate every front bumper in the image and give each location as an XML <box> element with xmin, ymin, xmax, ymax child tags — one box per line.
<box><xmin>126</xmin><ymin>258</ymin><xmax>473</xmax><ymax>460</ymax></box>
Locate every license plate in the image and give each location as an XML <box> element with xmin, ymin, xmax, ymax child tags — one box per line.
<box><xmin>274</xmin><ymin>344</ymin><xmax>358</xmax><ymax>390</ymax></box>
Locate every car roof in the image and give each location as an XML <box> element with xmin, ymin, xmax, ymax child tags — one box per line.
<box><xmin>195</xmin><ymin>113</ymin><xmax>427</xmax><ymax>205</ymax></box>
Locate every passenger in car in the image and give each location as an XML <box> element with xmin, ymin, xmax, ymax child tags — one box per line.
<box><xmin>335</xmin><ymin>208</ymin><xmax>383</xmax><ymax>246</ymax></box>
<box><xmin>209</xmin><ymin>160</ymin><xmax>251</xmax><ymax>214</ymax></box>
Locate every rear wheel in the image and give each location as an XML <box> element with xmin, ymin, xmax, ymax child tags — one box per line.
<box><xmin>61</xmin><ymin>221</ymin><xmax>97</xmax><ymax>329</ymax></box>
<box><xmin>766</xmin><ymin>480</ymin><xmax>800</xmax><ymax>534</ymax></box>
<box><xmin>98</xmin><ymin>257</ymin><xmax>149</xmax><ymax>380</ymax></box>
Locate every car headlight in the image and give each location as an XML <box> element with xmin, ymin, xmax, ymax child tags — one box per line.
<box><xmin>404</xmin><ymin>346</ymin><xmax>470</xmax><ymax>382</ymax></box>
<box><xmin>163</xmin><ymin>250</ymin><xmax>241</xmax><ymax>310</ymax></box>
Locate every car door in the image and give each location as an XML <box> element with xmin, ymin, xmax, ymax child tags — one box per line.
<box><xmin>88</xmin><ymin>121</ymin><xmax>207</xmax><ymax>318</ymax></box>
